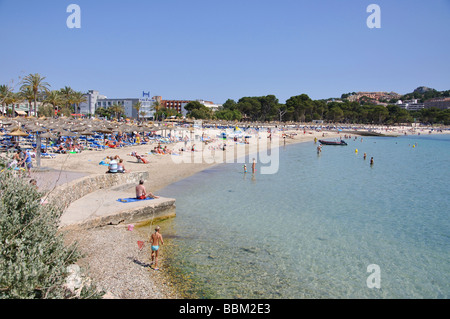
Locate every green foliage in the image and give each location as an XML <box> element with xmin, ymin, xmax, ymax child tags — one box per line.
<box><xmin>0</xmin><ymin>170</ymin><xmax>102</xmax><ymax>299</ymax></box>
<box><xmin>185</xmin><ymin>101</ymin><xmax>214</xmax><ymax>120</ymax></box>
<box><xmin>236</xmin><ymin>95</ymin><xmax>279</xmax><ymax>122</ymax></box>
<box><xmin>155</xmin><ymin>107</ymin><xmax>181</xmax><ymax>120</ymax></box>
<box><xmin>215</xmin><ymin>108</ymin><xmax>242</xmax><ymax>121</ymax></box>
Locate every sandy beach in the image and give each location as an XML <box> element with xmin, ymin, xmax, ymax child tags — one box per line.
<box><xmin>30</xmin><ymin>124</ymin><xmax>448</xmax><ymax>298</ymax></box>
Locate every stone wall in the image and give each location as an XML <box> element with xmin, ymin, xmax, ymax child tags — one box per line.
<box><xmin>46</xmin><ymin>171</ymin><xmax>150</xmax><ymax>211</ymax></box>
<box><xmin>59</xmin><ymin>198</ymin><xmax>176</xmax><ymax>231</ymax></box>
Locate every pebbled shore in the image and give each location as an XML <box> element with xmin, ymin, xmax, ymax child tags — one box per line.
<box><xmin>63</xmin><ymin>225</ymin><xmax>179</xmax><ymax>299</ymax></box>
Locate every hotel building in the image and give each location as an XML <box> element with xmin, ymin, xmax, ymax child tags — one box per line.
<box><xmin>79</xmin><ymin>90</ymin><xmax>222</xmax><ymax>119</ymax></box>
<box><xmin>396</xmin><ymin>99</ymin><xmax>425</xmax><ymax>111</ymax></box>
<box><xmin>79</xmin><ymin>90</ymin><xmax>157</xmax><ymax>120</ymax></box>
<box><xmin>424</xmin><ymin>97</ymin><xmax>450</xmax><ymax>110</ymax></box>
<box><xmin>161</xmin><ymin>99</ymin><xmax>222</xmax><ymax>116</ymax></box>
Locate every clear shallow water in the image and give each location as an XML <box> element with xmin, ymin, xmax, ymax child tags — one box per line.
<box><xmin>141</xmin><ymin>134</ymin><xmax>450</xmax><ymax>298</ymax></box>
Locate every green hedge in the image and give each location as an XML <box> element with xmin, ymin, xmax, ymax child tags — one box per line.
<box><xmin>0</xmin><ymin>169</ymin><xmax>102</xmax><ymax>299</ymax></box>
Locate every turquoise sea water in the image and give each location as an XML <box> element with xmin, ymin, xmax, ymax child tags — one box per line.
<box><xmin>142</xmin><ymin>134</ymin><xmax>450</xmax><ymax>299</ymax></box>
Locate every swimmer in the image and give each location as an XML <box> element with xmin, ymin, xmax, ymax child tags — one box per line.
<box><xmin>243</xmin><ymin>164</ymin><xmax>247</xmax><ymax>173</ymax></box>
<box><xmin>149</xmin><ymin>226</ymin><xmax>164</xmax><ymax>270</ymax></box>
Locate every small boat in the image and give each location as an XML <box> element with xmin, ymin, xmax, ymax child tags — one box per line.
<box><xmin>318</xmin><ymin>139</ymin><xmax>347</xmax><ymax>145</ymax></box>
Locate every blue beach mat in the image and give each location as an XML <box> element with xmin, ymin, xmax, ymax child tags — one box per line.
<box><xmin>117</xmin><ymin>197</ymin><xmax>154</xmax><ymax>203</ymax></box>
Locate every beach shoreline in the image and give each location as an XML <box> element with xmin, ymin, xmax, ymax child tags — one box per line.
<box><xmin>56</xmin><ymin>126</ymin><xmax>333</xmax><ymax>298</ymax></box>
<box><xmin>39</xmin><ymin>125</ymin><xmax>449</xmax><ymax>299</ymax></box>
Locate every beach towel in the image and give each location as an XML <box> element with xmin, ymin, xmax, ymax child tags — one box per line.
<box><xmin>99</xmin><ymin>160</ymin><xmax>109</xmax><ymax>166</ymax></box>
<box><xmin>117</xmin><ymin>197</ymin><xmax>154</xmax><ymax>203</ymax></box>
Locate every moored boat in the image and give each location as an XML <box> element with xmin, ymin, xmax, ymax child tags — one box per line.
<box><xmin>318</xmin><ymin>139</ymin><xmax>347</xmax><ymax>145</ymax></box>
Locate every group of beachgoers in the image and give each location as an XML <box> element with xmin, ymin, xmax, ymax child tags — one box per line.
<box><xmin>52</xmin><ymin>136</ymin><xmax>84</xmax><ymax>154</ymax></box>
<box><xmin>7</xmin><ymin>148</ymin><xmax>33</xmax><ymax>177</ymax></box>
<box><xmin>104</xmin><ymin>155</ymin><xmax>129</xmax><ymax>173</ymax></box>
<box><xmin>104</xmin><ymin>132</ymin><xmax>153</xmax><ymax>148</ymax></box>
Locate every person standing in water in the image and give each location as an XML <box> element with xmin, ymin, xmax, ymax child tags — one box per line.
<box><xmin>150</xmin><ymin>226</ymin><xmax>164</xmax><ymax>270</ymax></box>
<box><xmin>252</xmin><ymin>158</ymin><xmax>256</xmax><ymax>174</ymax></box>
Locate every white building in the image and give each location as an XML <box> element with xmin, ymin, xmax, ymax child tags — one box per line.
<box><xmin>197</xmin><ymin>99</ymin><xmax>222</xmax><ymax>112</ymax></box>
<box><xmin>79</xmin><ymin>90</ymin><xmax>107</xmax><ymax>115</ymax></box>
<box><xmin>396</xmin><ymin>99</ymin><xmax>424</xmax><ymax>111</ymax></box>
<box><xmin>79</xmin><ymin>90</ymin><xmax>157</xmax><ymax>120</ymax></box>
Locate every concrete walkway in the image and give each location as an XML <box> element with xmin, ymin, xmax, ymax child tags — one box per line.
<box><xmin>59</xmin><ymin>185</ymin><xmax>176</xmax><ymax>230</ymax></box>
<box><xmin>31</xmin><ymin>168</ymin><xmax>176</xmax><ymax>230</ymax></box>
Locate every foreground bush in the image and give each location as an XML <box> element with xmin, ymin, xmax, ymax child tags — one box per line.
<box><xmin>0</xmin><ymin>169</ymin><xmax>101</xmax><ymax>298</ymax></box>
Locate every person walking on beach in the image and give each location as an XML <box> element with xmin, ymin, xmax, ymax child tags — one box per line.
<box><xmin>20</xmin><ymin>149</ymin><xmax>32</xmax><ymax>178</ymax></box>
<box><xmin>150</xmin><ymin>226</ymin><xmax>164</xmax><ymax>270</ymax></box>
<box><xmin>136</xmin><ymin>179</ymin><xmax>159</xmax><ymax>200</ymax></box>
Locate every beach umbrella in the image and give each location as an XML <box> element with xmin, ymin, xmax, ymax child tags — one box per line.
<box><xmin>26</xmin><ymin>126</ymin><xmax>47</xmax><ymax>167</ymax></box>
<box><xmin>79</xmin><ymin>130</ymin><xmax>94</xmax><ymax>136</ymax></box>
<box><xmin>6</xmin><ymin>129</ymin><xmax>29</xmax><ymax>149</ymax></box>
<box><xmin>119</xmin><ymin>125</ymin><xmax>134</xmax><ymax>134</ymax></box>
<box><xmin>7</xmin><ymin>129</ymin><xmax>29</xmax><ymax>137</ymax></box>
<box><xmin>93</xmin><ymin>127</ymin><xmax>113</xmax><ymax>134</ymax></box>
<box><xmin>79</xmin><ymin>130</ymin><xmax>95</xmax><ymax>146</ymax></box>
<box><xmin>147</xmin><ymin>125</ymin><xmax>161</xmax><ymax>131</ymax></box>
<box><xmin>27</xmin><ymin>125</ymin><xmax>47</xmax><ymax>133</ymax></box>
<box><xmin>135</xmin><ymin>125</ymin><xmax>148</xmax><ymax>132</ymax></box>
<box><xmin>60</xmin><ymin>130</ymin><xmax>77</xmax><ymax>137</ymax></box>
<box><xmin>0</xmin><ymin>120</ymin><xmax>14</xmax><ymax>126</ymax></box>
<box><xmin>40</xmin><ymin>132</ymin><xmax>57</xmax><ymax>151</ymax></box>
<box><xmin>70</xmin><ymin>126</ymin><xmax>87</xmax><ymax>132</ymax></box>
<box><xmin>40</xmin><ymin>132</ymin><xmax>57</xmax><ymax>139</ymax></box>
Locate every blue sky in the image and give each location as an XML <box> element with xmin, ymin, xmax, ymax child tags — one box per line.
<box><xmin>1</xmin><ymin>0</ymin><xmax>449</xmax><ymax>103</ymax></box>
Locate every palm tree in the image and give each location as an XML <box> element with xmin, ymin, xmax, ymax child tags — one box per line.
<box><xmin>71</xmin><ymin>91</ymin><xmax>87</xmax><ymax>115</ymax></box>
<box><xmin>20</xmin><ymin>86</ymin><xmax>35</xmax><ymax>116</ymax></box>
<box><xmin>139</xmin><ymin>110</ymin><xmax>147</xmax><ymax>121</ymax></box>
<box><xmin>0</xmin><ymin>84</ymin><xmax>13</xmax><ymax>116</ymax></box>
<box><xmin>43</xmin><ymin>90</ymin><xmax>63</xmax><ymax>117</ymax></box>
<box><xmin>6</xmin><ymin>92</ymin><xmax>24</xmax><ymax>118</ymax></box>
<box><xmin>151</xmin><ymin>100</ymin><xmax>162</xmax><ymax>121</ymax></box>
<box><xmin>133</xmin><ymin>101</ymin><xmax>142</xmax><ymax>121</ymax></box>
<box><xmin>20</xmin><ymin>73</ymin><xmax>50</xmax><ymax>117</ymax></box>
<box><xmin>60</xmin><ymin>86</ymin><xmax>75</xmax><ymax>112</ymax></box>
<box><xmin>110</xmin><ymin>103</ymin><xmax>124</xmax><ymax>120</ymax></box>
